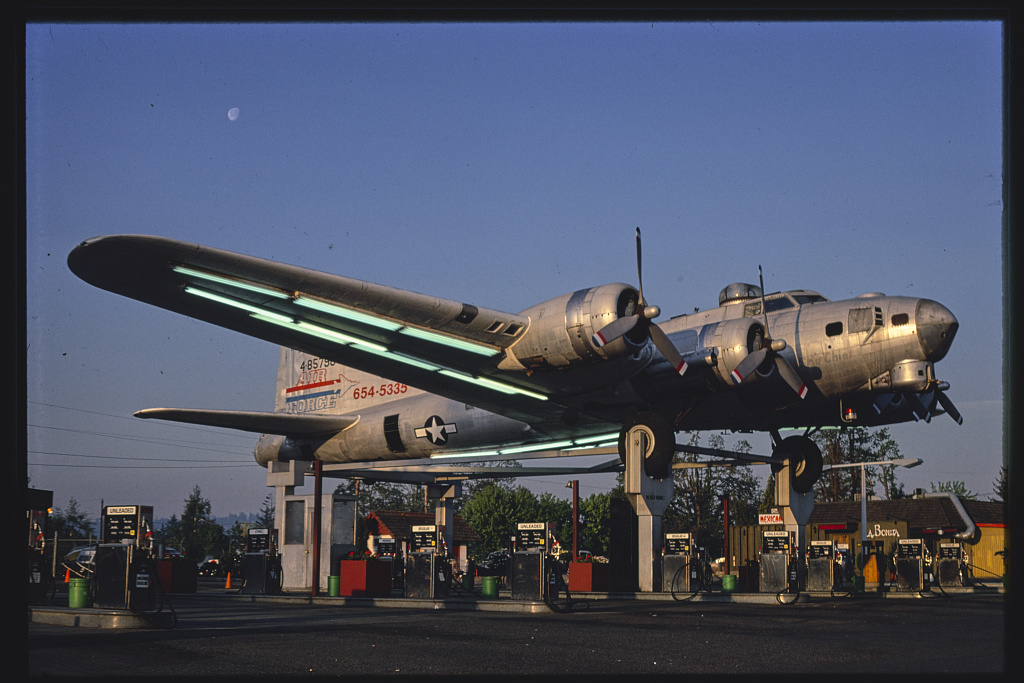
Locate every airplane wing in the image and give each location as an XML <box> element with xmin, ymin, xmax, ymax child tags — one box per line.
<box><xmin>134</xmin><ymin>408</ymin><xmax>359</xmax><ymax>437</ymax></box>
<box><xmin>68</xmin><ymin>235</ymin><xmax>585</xmax><ymax>430</ymax></box>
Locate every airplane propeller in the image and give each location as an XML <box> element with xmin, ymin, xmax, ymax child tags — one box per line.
<box><xmin>591</xmin><ymin>228</ymin><xmax>688</xmax><ymax>376</ymax></box>
<box><xmin>873</xmin><ymin>383</ymin><xmax>962</xmax><ymax>425</ymax></box>
<box><xmin>729</xmin><ymin>266</ymin><xmax>808</xmax><ymax>399</ymax></box>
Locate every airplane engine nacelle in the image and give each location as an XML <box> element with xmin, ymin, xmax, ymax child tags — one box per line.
<box><xmin>254</xmin><ymin>433</ymin><xmax>314</xmax><ymax>466</ymax></box>
<box><xmin>504</xmin><ymin>283</ymin><xmax>644</xmax><ymax>370</ymax></box>
<box><xmin>705</xmin><ymin>317</ymin><xmax>767</xmax><ymax>387</ymax></box>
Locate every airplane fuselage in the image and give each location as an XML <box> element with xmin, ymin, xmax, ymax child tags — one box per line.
<box><xmin>258</xmin><ymin>283</ymin><xmax>957</xmax><ymax>465</ymax></box>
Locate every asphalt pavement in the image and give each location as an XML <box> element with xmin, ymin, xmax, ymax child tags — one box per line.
<box><xmin>27</xmin><ymin>584</ymin><xmax>1006</xmax><ymax>676</ymax></box>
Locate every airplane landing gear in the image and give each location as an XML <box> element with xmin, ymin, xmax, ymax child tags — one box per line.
<box><xmin>617</xmin><ymin>412</ymin><xmax>674</xmax><ymax>479</ymax></box>
<box><xmin>772</xmin><ymin>435</ymin><xmax>823</xmax><ymax>494</ymax></box>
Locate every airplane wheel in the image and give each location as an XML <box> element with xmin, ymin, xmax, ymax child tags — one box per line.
<box><xmin>618</xmin><ymin>412</ymin><xmax>674</xmax><ymax>479</ymax></box>
<box><xmin>774</xmin><ymin>435</ymin><xmax>823</xmax><ymax>494</ymax></box>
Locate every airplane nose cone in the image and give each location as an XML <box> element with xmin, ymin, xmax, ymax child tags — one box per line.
<box><xmin>916</xmin><ymin>299</ymin><xmax>958</xmax><ymax>362</ymax></box>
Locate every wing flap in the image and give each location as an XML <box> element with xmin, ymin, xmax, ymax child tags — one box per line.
<box><xmin>134</xmin><ymin>407</ymin><xmax>359</xmax><ymax>437</ymax></box>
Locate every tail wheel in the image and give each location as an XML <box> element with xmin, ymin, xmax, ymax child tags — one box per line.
<box><xmin>618</xmin><ymin>411</ymin><xmax>675</xmax><ymax>479</ymax></box>
<box><xmin>773</xmin><ymin>435</ymin><xmax>823</xmax><ymax>494</ymax></box>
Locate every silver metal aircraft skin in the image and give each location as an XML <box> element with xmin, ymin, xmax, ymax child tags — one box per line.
<box><xmin>67</xmin><ymin>231</ymin><xmax>960</xmax><ymax>490</ymax></box>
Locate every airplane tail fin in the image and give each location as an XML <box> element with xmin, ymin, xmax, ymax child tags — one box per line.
<box><xmin>275</xmin><ymin>347</ymin><xmax>422</xmax><ymax>416</ymax></box>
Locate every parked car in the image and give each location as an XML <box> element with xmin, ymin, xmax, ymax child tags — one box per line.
<box><xmin>476</xmin><ymin>549</ymin><xmax>509</xmax><ymax>575</ymax></box>
<box><xmin>199</xmin><ymin>559</ymin><xmax>223</xmax><ymax>577</ymax></box>
<box><xmin>62</xmin><ymin>544</ymin><xmax>97</xmax><ymax>578</ymax></box>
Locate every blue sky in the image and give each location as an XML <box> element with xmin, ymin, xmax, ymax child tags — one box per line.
<box><xmin>25</xmin><ymin>21</ymin><xmax>1004</xmax><ymax>520</ymax></box>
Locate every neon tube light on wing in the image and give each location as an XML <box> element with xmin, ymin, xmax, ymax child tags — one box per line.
<box><xmin>183</xmin><ymin>288</ymin><xmax>545</xmax><ymax>401</ymax></box>
<box><xmin>173</xmin><ymin>266</ymin><xmax>290</xmax><ymax>299</ymax></box>
<box><xmin>184</xmin><ymin>287</ymin><xmax>293</xmax><ymax>323</ymax></box>
<box><xmin>400</xmin><ymin>326</ymin><xmax>499</xmax><ymax>357</ymax></box>
<box><xmin>294</xmin><ymin>296</ymin><xmax>404</xmax><ymax>331</ymax></box>
<box><xmin>295</xmin><ymin>295</ymin><xmax>499</xmax><ymax>357</ymax></box>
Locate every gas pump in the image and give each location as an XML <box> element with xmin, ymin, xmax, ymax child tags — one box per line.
<box><xmin>240</xmin><ymin>527</ymin><xmax>281</xmax><ymax>594</ymax></box>
<box><xmin>405</xmin><ymin>525</ymin><xmax>448</xmax><ymax>598</ymax></box>
<box><xmin>895</xmin><ymin>538</ymin><xmax>926</xmax><ymax>591</ymax></box>
<box><xmin>511</xmin><ymin>522</ymin><xmax>550</xmax><ymax>601</ymax></box>
<box><xmin>93</xmin><ymin>505</ymin><xmax>157</xmax><ymax>611</ymax></box>
<box><xmin>27</xmin><ymin>505</ymin><xmax>52</xmax><ymax>606</ymax></box>
<box><xmin>806</xmin><ymin>540</ymin><xmax>836</xmax><ymax>592</ymax></box>
<box><xmin>662</xmin><ymin>532</ymin><xmax>696</xmax><ymax>593</ymax></box>
<box><xmin>376</xmin><ymin>537</ymin><xmax>401</xmax><ymax>589</ymax></box>
<box><xmin>759</xmin><ymin>530</ymin><xmax>797</xmax><ymax>594</ymax></box>
<box><xmin>836</xmin><ymin>543</ymin><xmax>853</xmax><ymax>584</ymax></box>
<box><xmin>936</xmin><ymin>541</ymin><xmax>970</xmax><ymax>587</ymax></box>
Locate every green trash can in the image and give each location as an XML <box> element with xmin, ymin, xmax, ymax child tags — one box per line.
<box><xmin>328</xmin><ymin>575</ymin><xmax>340</xmax><ymax>597</ymax></box>
<box><xmin>853</xmin><ymin>576</ymin><xmax>865</xmax><ymax>593</ymax></box>
<box><xmin>481</xmin><ymin>575</ymin><xmax>499</xmax><ymax>599</ymax></box>
<box><xmin>462</xmin><ymin>572</ymin><xmax>474</xmax><ymax>591</ymax></box>
<box><xmin>68</xmin><ymin>577</ymin><xmax>91</xmax><ymax>608</ymax></box>
<box><xmin>721</xmin><ymin>574</ymin><xmax>736</xmax><ymax>593</ymax></box>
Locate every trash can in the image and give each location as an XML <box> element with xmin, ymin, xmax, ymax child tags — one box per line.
<box><xmin>462</xmin><ymin>572</ymin><xmax>474</xmax><ymax>591</ymax></box>
<box><xmin>481</xmin><ymin>575</ymin><xmax>499</xmax><ymax>599</ymax></box>
<box><xmin>68</xmin><ymin>577</ymin><xmax>91</xmax><ymax>608</ymax></box>
<box><xmin>328</xmin><ymin>575</ymin><xmax>340</xmax><ymax>597</ymax></box>
<box><xmin>722</xmin><ymin>574</ymin><xmax>736</xmax><ymax>593</ymax></box>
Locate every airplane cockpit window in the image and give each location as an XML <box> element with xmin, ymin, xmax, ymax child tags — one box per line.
<box><xmin>742</xmin><ymin>296</ymin><xmax>796</xmax><ymax>318</ymax></box>
<box><xmin>765</xmin><ymin>297</ymin><xmax>795</xmax><ymax>313</ymax></box>
<box><xmin>792</xmin><ymin>294</ymin><xmax>827</xmax><ymax>305</ymax></box>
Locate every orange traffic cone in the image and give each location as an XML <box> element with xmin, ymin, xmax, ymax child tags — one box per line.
<box><xmin>225</xmin><ymin>572</ymin><xmax>232</xmax><ymax>589</ymax></box>
<box><xmin>64</xmin><ymin>568</ymin><xmax>71</xmax><ymax>583</ymax></box>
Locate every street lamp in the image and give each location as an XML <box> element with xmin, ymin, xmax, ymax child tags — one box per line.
<box><xmin>823</xmin><ymin>458</ymin><xmax>922</xmax><ymax>557</ymax></box>
<box><xmin>566</xmin><ymin>480</ymin><xmax>579</xmax><ymax>560</ymax></box>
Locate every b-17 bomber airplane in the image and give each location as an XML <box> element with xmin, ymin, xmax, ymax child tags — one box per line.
<box><xmin>67</xmin><ymin>230</ymin><xmax>960</xmax><ymax>493</ymax></box>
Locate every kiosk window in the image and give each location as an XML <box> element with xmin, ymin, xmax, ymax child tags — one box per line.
<box><xmin>284</xmin><ymin>500</ymin><xmax>305</xmax><ymax>545</ymax></box>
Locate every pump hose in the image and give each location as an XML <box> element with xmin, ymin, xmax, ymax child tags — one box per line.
<box><xmin>670</xmin><ymin>556</ymin><xmax>718</xmax><ymax>602</ymax></box>
<box><xmin>543</xmin><ymin>558</ymin><xmax>588</xmax><ymax>613</ymax></box>
<box><xmin>132</xmin><ymin>557</ymin><xmax>178</xmax><ymax>629</ymax></box>
<box><xmin>775</xmin><ymin>584</ymin><xmax>800</xmax><ymax>605</ymax></box>
<box><xmin>670</xmin><ymin>560</ymin><xmax>700</xmax><ymax>601</ymax></box>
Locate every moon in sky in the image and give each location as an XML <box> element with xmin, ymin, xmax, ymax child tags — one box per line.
<box><xmin>227</xmin><ymin>107</ymin><xmax>240</xmax><ymax>121</ymax></box>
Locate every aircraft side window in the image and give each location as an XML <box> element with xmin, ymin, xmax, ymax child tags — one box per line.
<box><xmin>743</xmin><ymin>302</ymin><xmax>761</xmax><ymax>318</ymax></box>
<box><xmin>848</xmin><ymin>307</ymin><xmax>874</xmax><ymax>334</ymax></box>
<box><xmin>891</xmin><ymin>313</ymin><xmax>909</xmax><ymax>326</ymax></box>
<box><xmin>825</xmin><ymin>322</ymin><xmax>843</xmax><ymax>337</ymax></box>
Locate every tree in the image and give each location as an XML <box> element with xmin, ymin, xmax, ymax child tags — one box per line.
<box><xmin>811</xmin><ymin>427</ymin><xmax>907</xmax><ymax>501</ymax></box>
<box><xmin>577</xmin><ymin>492</ymin><xmax>612</xmax><ymax>556</ymax></box>
<box><xmin>993</xmin><ymin>465</ymin><xmax>1007</xmax><ymax>503</ymax></box>
<box><xmin>930</xmin><ymin>480</ymin><xmax>978</xmax><ymax>501</ymax></box>
<box><xmin>173</xmin><ymin>486</ymin><xmax>226</xmax><ymax>561</ymax></box>
<box><xmin>51</xmin><ymin>498</ymin><xmax>96</xmax><ymax>539</ymax></box>
<box><xmin>255</xmin><ymin>493</ymin><xmax>275</xmax><ymax>529</ymax></box>
<box><xmin>665</xmin><ymin>433</ymin><xmax>763</xmax><ymax>557</ymax></box>
<box><xmin>459</xmin><ymin>483</ymin><xmax>543</xmax><ymax>555</ymax></box>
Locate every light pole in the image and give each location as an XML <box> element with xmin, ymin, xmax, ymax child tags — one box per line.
<box><xmin>566</xmin><ymin>480</ymin><xmax>579</xmax><ymax>560</ymax></box>
<box><xmin>823</xmin><ymin>458</ymin><xmax>922</xmax><ymax>558</ymax></box>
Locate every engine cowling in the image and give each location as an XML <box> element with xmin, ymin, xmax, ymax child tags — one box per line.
<box><xmin>254</xmin><ymin>433</ymin><xmax>313</xmax><ymax>466</ymax></box>
<box><xmin>503</xmin><ymin>283</ymin><xmax>644</xmax><ymax>370</ymax></box>
<box><xmin>704</xmin><ymin>317</ymin><xmax>768</xmax><ymax>387</ymax></box>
